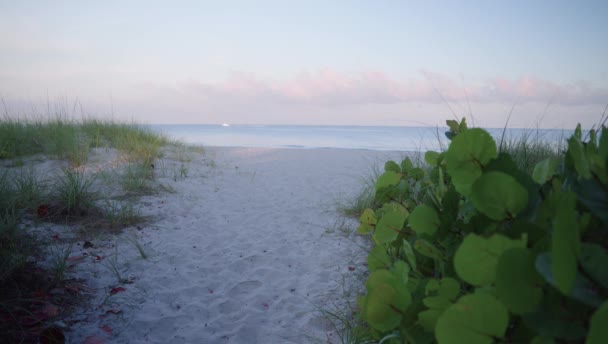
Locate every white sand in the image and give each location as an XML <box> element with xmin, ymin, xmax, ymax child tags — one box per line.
<box><xmin>42</xmin><ymin>147</ymin><xmax>408</xmax><ymax>343</ymax></box>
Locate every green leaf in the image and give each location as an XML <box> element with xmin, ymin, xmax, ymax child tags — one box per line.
<box><xmin>446</xmin><ymin>119</ymin><xmax>459</xmax><ymax>132</ymax></box>
<box><xmin>414</xmin><ymin>239</ymin><xmax>443</xmax><ymax>260</ymax></box>
<box><xmin>368</xmin><ymin>246</ymin><xmax>391</xmax><ymax>271</ymax></box>
<box><xmin>373</xmin><ymin>205</ymin><xmax>408</xmax><ymax>244</ymax></box>
<box><xmin>445</xmin><ymin>128</ymin><xmax>497</xmax><ymax>196</ymax></box>
<box><xmin>454</xmin><ymin>233</ymin><xmax>525</xmax><ymax>286</ymax></box>
<box><xmin>409</xmin><ymin>204</ymin><xmax>440</xmax><ymax>236</ymax></box>
<box><xmin>532</xmin><ymin>157</ymin><xmax>559</xmax><ymax>184</ymax></box>
<box><xmin>375</xmin><ymin>171</ymin><xmax>401</xmax><ymax>191</ymax></box>
<box><xmin>535</xmin><ymin>253</ymin><xmax>604</xmax><ymax>307</ymax></box>
<box><xmin>401</xmin><ymin>239</ymin><xmax>417</xmax><ymax>271</ymax></box>
<box><xmin>496</xmin><ymin>247</ymin><xmax>543</xmax><ymax>314</ymax></box>
<box><xmin>418</xmin><ymin>278</ymin><xmax>461</xmax><ymax>333</ymax></box>
<box><xmin>435</xmin><ymin>293</ymin><xmax>509</xmax><ymax>344</ymax></box>
<box><xmin>587</xmin><ymin>301</ymin><xmax>608</xmax><ymax>344</ymax></box>
<box><xmin>471</xmin><ymin>171</ymin><xmax>528</xmax><ymax>221</ymax></box>
<box><xmin>574</xmin><ymin>123</ymin><xmax>582</xmax><ymax>139</ymax></box>
<box><xmin>357</xmin><ymin>208</ymin><xmax>377</xmax><ymax>234</ymax></box>
<box><xmin>391</xmin><ymin>260</ymin><xmax>410</xmax><ymax>285</ymax></box>
<box><xmin>418</xmin><ymin>309</ymin><xmax>443</xmax><ymax>332</ymax></box>
<box><xmin>579</xmin><ymin>243</ymin><xmax>608</xmax><ymax>290</ymax></box>
<box><xmin>551</xmin><ymin>192</ymin><xmax>579</xmax><ymax>295</ymax></box>
<box><xmin>459</xmin><ymin>117</ymin><xmax>468</xmax><ymax>131</ymax></box>
<box><xmin>385</xmin><ymin>160</ymin><xmax>401</xmax><ymax>173</ymax></box>
<box><xmin>375</xmin><ymin>185</ymin><xmax>402</xmax><ymax>204</ymax></box>
<box><xmin>364</xmin><ymin>270</ymin><xmax>412</xmax><ymax>332</ymax></box>
<box><xmin>425</xmin><ymin>151</ymin><xmax>440</xmax><ymax>166</ymax></box>
<box><xmin>438</xmin><ymin>278</ymin><xmax>460</xmax><ymax>301</ymax></box>
<box><xmin>484</xmin><ymin>152</ymin><xmax>540</xmax><ymax>219</ymax></box>
<box><xmin>568</xmin><ymin>136</ymin><xmax>592</xmax><ymax>179</ymax></box>
<box><xmin>401</xmin><ymin>157</ymin><xmax>414</xmax><ymax>172</ymax></box>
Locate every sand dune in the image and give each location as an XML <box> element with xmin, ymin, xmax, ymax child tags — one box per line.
<box><xmin>60</xmin><ymin>147</ymin><xmax>407</xmax><ymax>343</ymax></box>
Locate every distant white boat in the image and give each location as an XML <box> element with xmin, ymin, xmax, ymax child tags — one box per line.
<box><xmin>221</xmin><ymin>123</ymin><xmax>230</xmax><ymax>127</ymax></box>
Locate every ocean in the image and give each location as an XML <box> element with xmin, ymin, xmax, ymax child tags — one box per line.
<box><xmin>147</xmin><ymin>124</ymin><xmax>572</xmax><ymax>152</ymax></box>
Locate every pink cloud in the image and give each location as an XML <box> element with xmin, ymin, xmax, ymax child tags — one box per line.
<box><xmin>168</xmin><ymin>70</ymin><xmax>608</xmax><ymax>108</ymax></box>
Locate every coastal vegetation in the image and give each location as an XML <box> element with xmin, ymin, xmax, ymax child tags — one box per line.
<box><xmin>340</xmin><ymin>118</ymin><xmax>607</xmax><ymax>343</ymax></box>
<box><xmin>0</xmin><ymin>117</ymin><xmax>176</xmax><ymax>343</ymax></box>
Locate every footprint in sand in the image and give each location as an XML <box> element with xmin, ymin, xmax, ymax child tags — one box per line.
<box><xmin>219</xmin><ymin>281</ymin><xmax>263</xmax><ymax>313</ymax></box>
<box><xmin>226</xmin><ymin>280</ymin><xmax>262</xmax><ymax>298</ymax></box>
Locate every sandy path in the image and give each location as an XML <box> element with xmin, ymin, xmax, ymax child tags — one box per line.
<box><xmin>67</xmin><ymin>147</ymin><xmax>405</xmax><ymax>344</ymax></box>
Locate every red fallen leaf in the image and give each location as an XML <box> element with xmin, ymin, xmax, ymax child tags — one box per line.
<box><xmin>93</xmin><ymin>255</ymin><xmax>104</xmax><ymax>262</ymax></box>
<box><xmin>51</xmin><ymin>234</ymin><xmax>60</xmax><ymax>241</ymax></box>
<box><xmin>64</xmin><ymin>285</ymin><xmax>82</xmax><ymax>294</ymax></box>
<box><xmin>348</xmin><ymin>266</ymin><xmax>355</xmax><ymax>271</ymax></box>
<box><xmin>37</xmin><ymin>204</ymin><xmax>49</xmax><ymax>218</ymax></box>
<box><xmin>263</xmin><ymin>303</ymin><xmax>269</xmax><ymax>309</ymax></box>
<box><xmin>101</xmin><ymin>325</ymin><xmax>112</xmax><ymax>334</ymax></box>
<box><xmin>208</xmin><ymin>289</ymin><xmax>214</xmax><ymax>294</ymax></box>
<box><xmin>83</xmin><ymin>335</ymin><xmax>105</xmax><ymax>344</ymax></box>
<box><xmin>67</xmin><ymin>255</ymin><xmax>86</xmax><ymax>264</ymax></box>
<box><xmin>110</xmin><ymin>287</ymin><xmax>126</xmax><ymax>295</ymax></box>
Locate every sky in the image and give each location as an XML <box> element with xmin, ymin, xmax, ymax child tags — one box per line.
<box><xmin>1</xmin><ymin>1</ymin><xmax>607</xmax><ymax>128</ymax></box>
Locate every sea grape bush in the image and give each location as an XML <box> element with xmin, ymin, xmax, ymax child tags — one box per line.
<box><xmin>356</xmin><ymin>118</ymin><xmax>608</xmax><ymax>344</ymax></box>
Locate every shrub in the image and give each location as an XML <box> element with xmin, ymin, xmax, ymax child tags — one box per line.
<box><xmin>355</xmin><ymin>118</ymin><xmax>607</xmax><ymax>343</ymax></box>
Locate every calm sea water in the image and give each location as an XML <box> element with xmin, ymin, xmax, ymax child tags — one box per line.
<box><xmin>147</xmin><ymin>124</ymin><xmax>572</xmax><ymax>152</ymax></box>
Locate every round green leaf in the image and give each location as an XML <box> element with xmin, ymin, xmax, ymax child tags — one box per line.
<box><xmin>401</xmin><ymin>157</ymin><xmax>414</xmax><ymax>172</ymax></box>
<box><xmin>359</xmin><ymin>208</ymin><xmax>377</xmax><ymax>225</ymax></box>
<box><xmin>587</xmin><ymin>301</ymin><xmax>608</xmax><ymax>344</ymax></box>
<box><xmin>471</xmin><ymin>171</ymin><xmax>528</xmax><ymax>221</ymax></box>
<box><xmin>445</xmin><ymin>128</ymin><xmax>497</xmax><ymax>196</ymax></box>
<box><xmin>375</xmin><ymin>171</ymin><xmax>401</xmax><ymax>191</ymax></box>
<box><xmin>391</xmin><ymin>260</ymin><xmax>410</xmax><ymax>285</ymax></box>
<box><xmin>409</xmin><ymin>204</ymin><xmax>440</xmax><ymax>236</ymax></box>
<box><xmin>496</xmin><ymin>247</ymin><xmax>542</xmax><ymax>314</ymax></box>
<box><xmin>532</xmin><ymin>157</ymin><xmax>559</xmax><ymax>184</ymax></box>
<box><xmin>438</xmin><ymin>278</ymin><xmax>460</xmax><ymax>301</ymax></box>
<box><xmin>418</xmin><ymin>278</ymin><xmax>460</xmax><ymax>333</ymax></box>
<box><xmin>357</xmin><ymin>208</ymin><xmax>377</xmax><ymax>234</ymax></box>
<box><xmin>364</xmin><ymin>270</ymin><xmax>411</xmax><ymax>332</ymax></box>
<box><xmin>418</xmin><ymin>309</ymin><xmax>443</xmax><ymax>332</ymax></box>
<box><xmin>385</xmin><ymin>160</ymin><xmax>401</xmax><ymax>173</ymax></box>
<box><xmin>368</xmin><ymin>245</ymin><xmax>391</xmax><ymax>271</ymax></box>
<box><xmin>435</xmin><ymin>293</ymin><xmax>509</xmax><ymax>344</ymax></box>
<box><xmin>373</xmin><ymin>205</ymin><xmax>408</xmax><ymax>244</ymax></box>
<box><xmin>454</xmin><ymin>233</ymin><xmax>525</xmax><ymax>286</ymax></box>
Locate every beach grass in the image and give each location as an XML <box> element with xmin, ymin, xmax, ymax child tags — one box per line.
<box><xmin>0</xmin><ymin>116</ymin><xmax>178</xmax><ymax>342</ymax></box>
<box><xmin>0</xmin><ymin>116</ymin><xmax>170</xmax><ymax>165</ymax></box>
<box><xmin>497</xmin><ymin>128</ymin><xmax>564</xmax><ymax>173</ymax></box>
